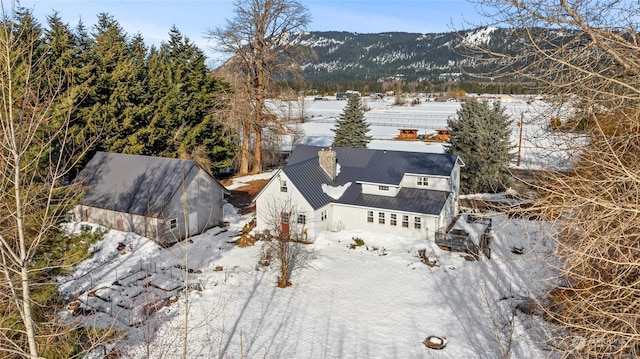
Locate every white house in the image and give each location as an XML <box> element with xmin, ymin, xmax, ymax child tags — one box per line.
<box><xmin>73</xmin><ymin>152</ymin><xmax>229</xmax><ymax>245</ymax></box>
<box><xmin>254</xmin><ymin>145</ymin><xmax>463</xmax><ymax>241</ymax></box>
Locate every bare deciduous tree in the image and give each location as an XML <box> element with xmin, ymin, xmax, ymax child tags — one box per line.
<box><xmin>470</xmin><ymin>1</ymin><xmax>640</xmax><ymax>357</ymax></box>
<box><xmin>258</xmin><ymin>199</ymin><xmax>313</xmax><ymax>288</ymax></box>
<box><xmin>208</xmin><ymin>0</ymin><xmax>313</xmax><ymax>174</ymax></box>
<box><xmin>0</xmin><ymin>2</ymin><xmax>96</xmax><ymax>357</ymax></box>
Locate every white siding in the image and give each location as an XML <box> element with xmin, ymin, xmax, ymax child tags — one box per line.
<box><xmin>254</xmin><ymin>171</ymin><xmax>316</xmax><ymax>239</ymax></box>
<box><xmin>450</xmin><ymin>163</ymin><xmax>461</xmax><ymax>213</ymax></box>
<box><xmin>162</xmin><ymin>167</ymin><xmax>226</xmax><ymax>242</ymax></box>
<box><xmin>331</xmin><ymin>204</ymin><xmax>438</xmax><ymax>240</ymax></box>
<box><xmin>254</xmin><ymin>160</ymin><xmax>461</xmax><ymax>243</ymax></box>
<box><xmin>314</xmin><ymin>204</ymin><xmax>332</xmax><ymax>235</ymax></box>
<box><xmin>401</xmin><ymin>173</ymin><xmax>450</xmax><ymax>191</ymax></box>
<box><xmin>360</xmin><ymin>182</ymin><xmax>399</xmax><ymax>196</ymax></box>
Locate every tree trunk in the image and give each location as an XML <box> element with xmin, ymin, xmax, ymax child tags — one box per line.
<box><xmin>238</xmin><ymin>119</ymin><xmax>251</xmax><ymax>175</ymax></box>
<box><xmin>251</xmin><ymin>58</ymin><xmax>265</xmax><ymax>174</ymax></box>
<box><xmin>252</xmin><ymin>120</ymin><xmax>262</xmax><ymax>174</ymax></box>
<box><xmin>14</xmin><ymin>157</ymin><xmax>39</xmax><ymax>358</ymax></box>
<box><xmin>21</xmin><ymin>266</ymin><xmax>38</xmax><ymax>357</ymax></box>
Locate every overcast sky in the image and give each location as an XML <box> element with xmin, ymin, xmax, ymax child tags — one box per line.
<box><xmin>20</xmin><ymin>0</ymin><xmax>487</xmax><ymax>60</ymax></box>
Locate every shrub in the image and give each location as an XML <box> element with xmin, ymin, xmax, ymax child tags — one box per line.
<box><xmin>349</xmin><ymin>237</ymin><xmax>365</xmax><ymax>249</ymax></box>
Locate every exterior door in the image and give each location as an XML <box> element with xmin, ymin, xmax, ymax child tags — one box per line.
<box><xmin>188</xmin><ymin>212</ymin><xmax>198</xmax><ymax>237</ymax></box>
<box><xmin>281</xmin><ymin>212</ymin><xmax>290</xmax><ymax>235</ymax></box>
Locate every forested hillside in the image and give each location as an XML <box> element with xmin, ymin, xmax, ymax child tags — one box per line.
<box><xmin>296</xmin><ymin>28</ymin><xmax>575</xmax><ymax>85</ymax></box>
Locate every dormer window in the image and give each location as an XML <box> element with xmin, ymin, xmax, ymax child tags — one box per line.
<box><xmin>378</xmin><ymin>185</ymin><xmax>389</xmax><ymax>191</ymax></box>
<box><xmin>417</xmin><ymin>177</ymin><xmax>429</xmax><ymax>186</ymax></box>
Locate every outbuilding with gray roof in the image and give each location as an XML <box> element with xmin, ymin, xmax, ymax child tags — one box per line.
<box><xmin>73</xmin><ymin>152</ymin><xmax>228</xmax><ymax>245</ymax></box>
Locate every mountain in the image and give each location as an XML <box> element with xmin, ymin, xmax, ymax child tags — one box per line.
<box><xmin>296</xmin><ymin>27</ymin><xmax>561</xmax><ymax>83</ymax></box>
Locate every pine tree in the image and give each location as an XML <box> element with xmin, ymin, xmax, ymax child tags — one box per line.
<box><xmin>134</xmin><ymin>27</ymin><xmax>234</xmax><ymax>172</ymax></box>
<box><xmin>76</xmin><ymin>14</ymin><xmax>138</xmax><ymax>154</ymax></box>
<box><xmin>446</xmin><ymin>98</ymin><xmax>514</xmax><ymax>194</ymax></box>
<box><xmin>331</xmin><ymin>95</ymin><xmax>372</xmax><ymax>148</ymax></box>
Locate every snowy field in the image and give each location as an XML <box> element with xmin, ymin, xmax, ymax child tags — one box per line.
<box><xmin>277</xmin><ymin>95</ymin><xmax>577</xmax><ymax>169</ymax></box>
<box><xmin>58</xmin><ymin>96</ymin><xmax>571</xmax><ymax>358</ymax></box>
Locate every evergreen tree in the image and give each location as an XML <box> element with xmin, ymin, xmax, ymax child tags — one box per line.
<box><xmin>133</xmin><ymin>27</ymin><xmax>235</xmax><ymax>172</ymax></box>
<box><xmin>79</xmin><ymin>13</ymin><xmax>139</xmax><ymax>154</ymax></box>
<box><xmin>446</xmin><ymin>98</ymin><xmax>514</xmax><ymax>194</ymax></box>
<box><xmin>331</xmin><ymin>95</ymin><xmax>372</xmax><ymax>148</ymax></box>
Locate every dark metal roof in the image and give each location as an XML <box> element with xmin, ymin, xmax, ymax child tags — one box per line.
<box><xmin>340</xmin><ymin>187</ymin><xmax>450</xmax><ymax>215</ymax></box>
<box><xmin>78</xmin><ymin>152</ymin><xmax>200</xmax><ymax>216</ymax></box>
<box><xmin>282</xmin><ymin>159</ymin><xmax>334</xmax><ymax>210</ymax></box>
<box><xmin>284</xmin><ymin>145</ymin><xmax>459</xmax><ymax>213</ymax></box>
<box><xmin>289</xmin><ymin>145</ymin><xmax>458</xmax><ymax>182</ymax></box>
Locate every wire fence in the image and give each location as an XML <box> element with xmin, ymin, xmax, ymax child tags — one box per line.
<box><xmin>307</xmin><ymin>113</ymin><xmax>451</xmax><ymax>130</ymax></box>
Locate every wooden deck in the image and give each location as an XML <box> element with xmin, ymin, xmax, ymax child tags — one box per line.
<box><xmin>435</xmin><ymin>215</ymin><xmax>492</xmax><ymax>259</ymax></box>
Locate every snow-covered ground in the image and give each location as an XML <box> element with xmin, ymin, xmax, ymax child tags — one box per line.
<box><xmin>283</xmin><ymin>95</ymin><xmax>578</xmax><ymax>169</ymax></box>
<box><xmin>58</xmin><ymin>96</ymin><xmax>571</xmax><ymax>358</ymax></box>
<box><xmin>61</xmin><ymin>204</ymin><xmax>557</xmax><ymax>358</ymax></box>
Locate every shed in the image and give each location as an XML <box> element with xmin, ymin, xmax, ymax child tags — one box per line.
<box><xmin>73</xmin><ymin>152</ymin><xmax>229</xmax><ymax>245</ymax></box>
<box><xmin>435</xmin><ymin>129</ymin><xmax>450</xmax><ymax>142</ymax></box>
<box><xmin>397</xmin><ymin>128</ymin><xmax>419</xmax><ymax>140</ymax></box>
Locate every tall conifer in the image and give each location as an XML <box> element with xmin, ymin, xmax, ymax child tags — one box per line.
<box><xmin>331</xmin><ymin>95</ymin><xmax>372</xmax><ymax>148</ymax></box>
<box><xmin>446</xmin><ymin>98</ymin><xmax>514</xmax><ymax>194</ymax></box>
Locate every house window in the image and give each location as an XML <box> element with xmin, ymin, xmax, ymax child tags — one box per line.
<box><xmin>280</xmin><ymin>180</ymin><xmax>288</xmax><ymax>192</ymax></box>
<box><xmin>378</xmin><ymin>185</ymin><xmax>389</xmax><ymax>191</ymax></box>
<box><xmin>402</xmin><ymin>215</ymin><xmax>409</xmax><ymax>228</ymax></box>
<box><xmin>321</xmin><ymin>210</ymin><xmax>327</xmax><ymax>221</ymax></box>
<box><xmin>367</xmin><ymin>211</ymin><xmax>374</xmax><ymax>223</ymax></box>
<box><xmin>417</xmin><ymin>177</ymin><xmax>429</xmax><ymax>186</ymax></box>
<box><xmin>390</xmin><ymin>213</ymin><xmax>397</xmax><ymax>226</ymax></box>
<box><xmin>414</xmin><ymin>217</ymin><xmax>422</xmax><ymax>229</ymax></box>
<box><xmin>169</xmin><ymin>218</ymin><xmax>178</xmax><ymax>229</ymax></box>
<box><xmin>297</xmin><ymin>214</ymin><xmax>306</xmax><ymax>224</ymax></box>
<box><xmin>378</xmin><ymin>212</ymin><xmax>385</xmax><ymax>224</ymax></box>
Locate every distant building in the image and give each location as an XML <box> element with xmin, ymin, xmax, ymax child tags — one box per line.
<box><xmin>397</xmin><ymin>128</ymin><xmax>419</xmax><ymax>140</ymax></box>
<box><xmin>336</xmin><ymin>90</ymin><xmax>361</xmax><ymax>100</ymax></box>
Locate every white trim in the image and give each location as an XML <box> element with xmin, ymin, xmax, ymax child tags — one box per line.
<box><xmin>404</xmin><ymin>172</ymin><xmax>451</xmax><ymax>179</ymax></box>
<box><xmin>356</xmin><ymin>180</ymin><xmax>400</xmax><ymax>187</ymax></box>
<box><xmin>253</xmin><ymin>169</ymin><xmax>283</xmax><ymax>203</ymax></box>
<box><xmin>331</xmin><ymin>202</ymin><xmax>441</xmax><ymax>218</ymax></box>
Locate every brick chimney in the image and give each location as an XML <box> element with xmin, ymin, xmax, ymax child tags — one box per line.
<box><xmin>318</xmin><ymin>148</ymin><xmax>337</xmax><ymax>180</ymax></box>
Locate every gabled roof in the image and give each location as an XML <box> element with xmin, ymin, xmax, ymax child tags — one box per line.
<box><xmin>78</xmin><ymin>152</ymin><xmax>223</xmax><ymax>216</ymax></box>
<box><xmin>288</xmin><ymin>145</ymin><xmax>459</xmax><ymax>183</ymax></box>
<box><xmin>282</xmin><ymin>159</ymin><xmax>335</xmax><ymax>210</ymax></box>
<box><xmin>284</xmin><ymin>145</ymin><xmax>459</xmax><ymax>213</ymax></box>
